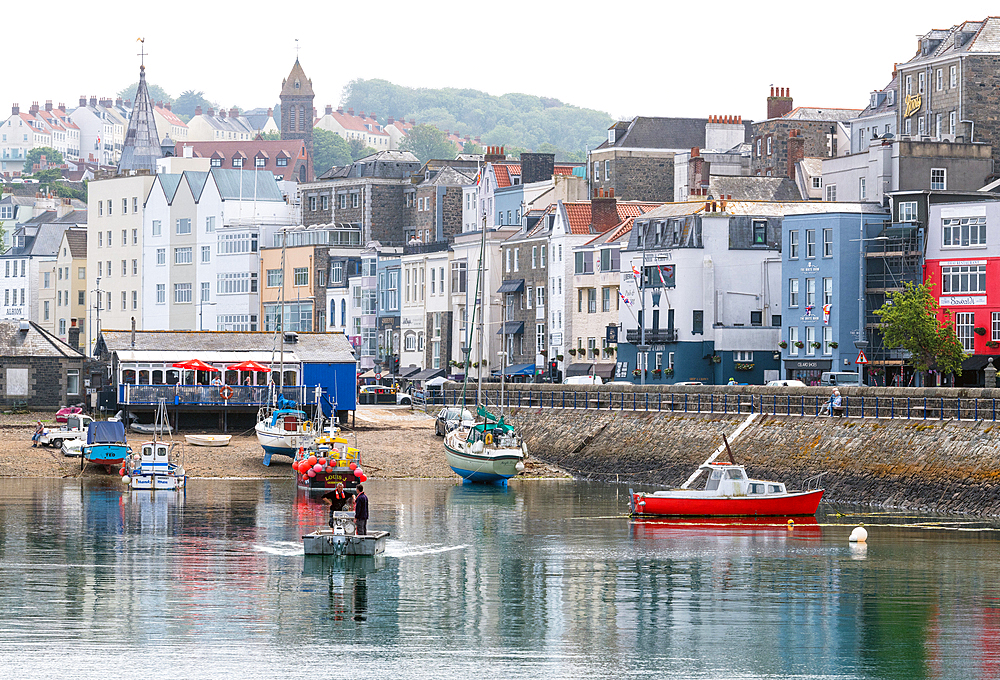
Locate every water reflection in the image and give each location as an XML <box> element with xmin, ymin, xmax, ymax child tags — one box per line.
<box><xmin>1</xmin><ymin>478</ymin><xmax>1000</xmax><ymax>679</ymax></box>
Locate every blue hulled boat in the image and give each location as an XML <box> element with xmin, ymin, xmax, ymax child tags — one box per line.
<box><xmin>82</xmin><ymin>420</ymin><xmax>131</xmax><ymax>469</ymax></box>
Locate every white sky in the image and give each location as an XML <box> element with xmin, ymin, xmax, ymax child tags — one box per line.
<box><xmin>4</xmin><ymin>1</ymin><xmax>993</xmax><ymax>122</ymax></box>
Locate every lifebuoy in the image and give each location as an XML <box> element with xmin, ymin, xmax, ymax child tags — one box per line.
<box><xmin>484</xmin><ymin>433</ymin><xmax>493</xmax><ymax>446</ymax></box>
<box><xmin>220</xmin><ymin>385</ymin><xmax>234</xmax><ymax>400</ymax></box>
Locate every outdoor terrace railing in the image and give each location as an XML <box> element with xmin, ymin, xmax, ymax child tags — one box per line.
<box><xmin>424</xmin><ymin>388</ymin><xmax>1000</xmax><ymax>423</ymax></box>
<box><xmin>120</xmin><ymin>384</ymin><xmax>315</xmax><ymax>407</ymax></box>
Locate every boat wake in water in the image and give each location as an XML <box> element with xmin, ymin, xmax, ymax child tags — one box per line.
<box><xmin>384</xmin><ymin>542</ymin><xmax>468</xmax><ymax>558</ymax></box>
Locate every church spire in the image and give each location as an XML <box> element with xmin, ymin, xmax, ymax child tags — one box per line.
<box><xmin>118</xmin><ymin>57</ymin><xmax>162</xmax><ymax>174</ymax></box>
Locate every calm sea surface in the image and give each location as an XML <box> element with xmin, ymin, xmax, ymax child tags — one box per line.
<box><xmin>1</xmin><ymin>477</ymin><xmax>999</xmax><ymax>679</ymax></box>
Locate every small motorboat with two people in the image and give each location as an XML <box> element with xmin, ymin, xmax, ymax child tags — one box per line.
<box><xmin>629</xmin><ymin>413</ymin><xmax>825</xmax><ymax>518</ymax></box>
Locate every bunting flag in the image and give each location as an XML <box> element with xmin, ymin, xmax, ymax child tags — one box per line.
<box><xmin>805</xmin><ymin>304</ymin><xmax>815</xmax><ymax>315</ymax></box>
<box><xmin>632</xmin><ymin>264</ymin><xmax>642</xmax><ymax>284</ymax></box>
<box><xmin>475</xmin><ymin>168</ymin><xmax>482</xmax><ymax>186</ymax></box>
<box><xmin>823</xmin><ymin>303</ymin><xmax>831</xmax><ymax>324</ymax></box>
<box><xmin>619</xmin><ymin>290</ymin><xmax>633</xmax><ymax>307</ymax></box>
<box><xmin>657</xmin><ymin>265</ymin><xmax>668</xmax><ymax>287</ymax></box>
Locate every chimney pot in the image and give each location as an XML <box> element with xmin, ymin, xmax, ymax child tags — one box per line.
<box><xmin>348</xmin><ymin>108</ymin><xmax>354</xmax><ymax>116</ymax></box>
<box><xmin>691</xmin><ymin>147</ymin><xmax>700</xmax><ymax>157</ymax></box>
<box><xmin>45</xmin><ymin>100</ymin><xmax>52</xmax><ymax>111</ymax></box>
<box><xmin>770</xmin><ymin>86</ymin><xmax>775</xmax><ymax>97</ymax></box>
<box><xmin>207</xmin><ymin>107</ymin><xmax>214</xmax><ymax>116</ymax></box>
<box><xmin>230</xmin><ymin>107</ymin><xmax>238</xmax><ymax>118</ymax></box>
<box><xmin>337</xmin><ymin>106</ymin><xmax>343</xmax><ymax>114</ymax></box>
<box><xmin>11</xmin><ymin>104</ymin><xmax>18</xmax><ymax>115</ymax></box>
<box><xmin>195</xmin><ymin>105</ymin><xmax>203</xmax><ymax>115</ymax></box>
<box><xmin>325</xmin><ymin>104</ymin><xmax>333</xmax><ymax>115</ymax></box>
<box><xmin>267</xmin><ymin>107</ymin><xmax>272</xmax><ymax>116</ymax></box>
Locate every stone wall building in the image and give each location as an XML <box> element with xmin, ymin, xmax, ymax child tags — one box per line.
<box><xmin>1</xmin><ymin>319</ymin><xmax>86</xmax><ymax>408</ymax></box>
<box><xmin>279</xmin><ymin>59</ymin><xmax>315</xmax><ymax>182</ymax></box>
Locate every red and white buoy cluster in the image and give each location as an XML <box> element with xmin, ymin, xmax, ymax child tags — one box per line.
<box><xmin>292</xmin><ymin>452</ymin><xmax>367</xmax><ymax>483</ymax></box>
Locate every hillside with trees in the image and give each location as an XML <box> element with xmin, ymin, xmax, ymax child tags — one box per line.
<box><xmin>341</xmin><ymin>79</ymin><xmax>612</xmax><ymax>162</ymax></box>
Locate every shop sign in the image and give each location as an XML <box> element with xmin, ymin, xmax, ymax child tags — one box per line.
<box><xmin>940</xmin><ymin>296</ymin><xmax>986</xmax><ymax>306</ymax></box>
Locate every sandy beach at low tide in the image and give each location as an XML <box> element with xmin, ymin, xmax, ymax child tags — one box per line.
<box><xmin>0</xmin><ymin>406</ymin><xmax>567</xmax><ymax>480</ymax></box>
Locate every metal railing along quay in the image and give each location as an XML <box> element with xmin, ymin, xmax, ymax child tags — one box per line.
<box><xmin>425</xmin><ymin>388</ymin><xmax>1000</xmax><ymax>423</ymax></box>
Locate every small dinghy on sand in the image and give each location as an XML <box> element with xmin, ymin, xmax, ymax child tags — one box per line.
<box><xmin>184</xmin><ymin>434</ymin><xmax>232</xmax><ymax>447</ymax></box>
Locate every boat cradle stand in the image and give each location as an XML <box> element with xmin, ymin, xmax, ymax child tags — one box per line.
<box><xmin>302</xmin><ymin>530</ymin><xmax>389</xmax><ymax>556</ymax></box>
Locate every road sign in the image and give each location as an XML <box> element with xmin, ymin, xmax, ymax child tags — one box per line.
<box><xmin>856</xmin><ymin>350</ymin><xmax>869</xmax><ymax>365</ymax></box>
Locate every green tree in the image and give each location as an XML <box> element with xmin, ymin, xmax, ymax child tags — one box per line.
<box><xmin>173</xmin><ymin>90</ymin><xmax>215</xmax><ymax>121</ymax></box>
<box><xmin>462</xmin><ymin>141</ymin><xmax>483</xmax><ymax>155</ymax></box>
<box><xmin>874</xmin><ymin>281</ymin><xmax>965</xmax><ymax>378</ymax></box>
<box><xmin>24</xmin><ymin>147</ymin><xmax>63</xmax><ymax>171</ymax></box>
<box><xmin>400</xmin><ymin>125</ymin><xmax>458</xmax><ymax>162</ymax></box>
<box><xmin>117</xmin><ymin>82</ymin><xmax>173</xmax><ymax>106</ymax></box>
<box><xmin>312</xmin><ymin>128</ymin><xmax>353</xmax><ymax>176</ymax></box>
<box><xmin>348</xmin><ymin>138</ymin><xmax>378</xmax><ymax>162</ymax></box>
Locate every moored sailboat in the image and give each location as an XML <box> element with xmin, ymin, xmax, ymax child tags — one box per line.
<box><xmin>443</xmin><ymin>406</ymin><xmax>525</xmax><ymax>483</ymax></box>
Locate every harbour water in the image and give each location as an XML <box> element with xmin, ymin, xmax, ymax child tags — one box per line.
<box><xmin>1</xmin><ymin>477</ymin><xmax>999</xmax><ymax>679</ymax></box>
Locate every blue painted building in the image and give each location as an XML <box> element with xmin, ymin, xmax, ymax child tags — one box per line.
<box><xmin>780</xmin><ymin>208</ymin><xmax>888</xmax><ymax>383</ymax></box>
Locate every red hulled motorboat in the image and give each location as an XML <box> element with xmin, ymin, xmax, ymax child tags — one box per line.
<box><xmin>628</xmin><ymin>414</ymin><xmax>824</xmax><ymax>518</ymax></box>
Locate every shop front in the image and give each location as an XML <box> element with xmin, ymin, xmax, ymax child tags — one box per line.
<box><xmin>784</xmin><ymin>359</ymin><xmax>832</xmax><ymax>386</ymax></box>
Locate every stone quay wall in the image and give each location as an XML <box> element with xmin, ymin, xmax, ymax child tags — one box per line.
<box><xmin>439</xmin><ymin>384</ymin><xmax>1000</xmax><ymax>515</ymax></box>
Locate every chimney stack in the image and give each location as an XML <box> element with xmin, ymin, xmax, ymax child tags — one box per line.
<box><xmin>79</xmin><ymin>96</ymin><xmax>86</xmax><ymax>107</ymax></box>
<box><xmin>337</xmin><ymin>106</ymin><xmax>344</xmax><ymax>114</ymax></box>
<box><xmin>767</xmin><ymin>86</ymin><xmax>793</xmax><ymax>119</ymax></box>
<box><xmin>11</xmin><ymin>104</ymin><xmax>18</xmax><ymax>115</ymax></box>
<box><xmin>230</xmin><ymin>107</ymin><xmax>238</xmax><ymax>118</ymax></box>
<box><xmin>29</xmin><ymin>102</ymin><xmax>39</xmax><ymax>115</ymax></box>
<box><xmin>267</xmin><ymin>107</ymin><xmax>272</xmax><ymax>116</ymax></box>
<box><xmin>45</xmin><ymin>100</ymin><xmax>53</xmax><ymax>112</ymax></box>
<box><xmin>348</xmin><ymin>108</ymin><xmax>354</xmax><ymax>116</ymax></box>
<box><xmin>195</xmin><ymin>105</ymin><xmax>203</xmax><ymax>116</ymax></box>
<box><xmin>115</xmin><ymin>97</ymin><xmax>122</xmax><ymax>107</ymax></box>
<box><xmin>325</xmin><ymin>104</ymin><xmax>333</xmax><ymax>115</ymax></box>
<box><xmin>207</xmin><ymin>107</ymin><xmax>215</xmax><ymax>117</ymax></box>
<box><xmin>688</xmin><ymin>148</ymin><xmax>710</xmax><ymax>196</ymax></box>
<box><xmin>787</xmin><ymin>129</ymin><xmax>805</xmax><ymax>180</ymax></box>
<box><xmin>218</xmin><ymin>108</ymin><xmax>226</xmax><ymax>118</ymax></box>
<box><xmin>591</xmin><ymin>191</ymin><xmax>620</xmax><ymax>232</ymax></box>
<box><xmin>387</xmin><ymin>116</ymin><xmax>394</xmax><ymax>124</ymax></box>
<box><xmin>67</xmin><ymin>321</ymin><xmax>81</xmax><ymax>350</ymax></box>
<box><xmin>89</xmin><ymin>97</ymin><xmax>97</xmax><ymax>107</ymax></box>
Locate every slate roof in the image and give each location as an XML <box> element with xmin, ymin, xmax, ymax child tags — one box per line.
<box><xmin>0</xmin><ymin>320</ymin><xmax>85</xmax><ymax>359</ymax></box>
<box><xmin>857</xmin><ymin>74</ymin><xmax>899</xmax><ymax>120</ymax></box>
<box><xmin>4</xmin><ymin>222</ymin><xmax>70</xmax><ymax>257</ymax></box>
<box><xmin>211</xmin><ymin>169</ymin><xmax>285</xmax><ymax>201</ymax></box>
<box><xmin>99</xmin><ymin>330</ymin><xmax>355</xmax><ymax>363</ymax></box>
<box><xmin>709</xmin><ymin>176</ymin><xmax>803</xmax><ymax>201</ymax></box>
<box><xmin>64</xmin><ymin>228</ymin><xmax>87</xmax><ymax>258</ymax></box>
<box><xmin>781</xmin><ymin>107</ymin><xmax>860</xmax><ymax>122</ymax></box>
<box><xmin>281</xmin><ymin>59</ymin><xmax>314</xmax><ymax>97</ymax></box>
<box><xmin>155</xmin><ymin>173</ymin><xmax>184</xmax><ymax>203</ymax></box>
<box><xmin>902</xmin><ymin>18</ymin><xmax>1000</xmax><ymax>65</ymax></box>
<box><xmin>595</xmin><ymin>116</ymin><xmax>753</xmax><ymax>150</ymax></box>
<box><xmin>637</xmin><ymin>200</ymin><xmax>887</xmax><ymax>220</ymax></box>
<box><xmin>174</xmin><ymin>140</ymin><xmax>308</xmax><ymax>181</ymax></box>
<box><xmin>421</xmin><ymin>166</ymin><xmax>475</xmax><ymax>187</ymax></box>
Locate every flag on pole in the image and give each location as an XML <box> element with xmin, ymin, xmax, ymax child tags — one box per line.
<box><xmin>632</xmin><ymin>264</ymin><xmax>642</xmax><ymax>284</ymax></box>
<box><xmin>823</xmin><ymin>303</ymin><xmax>831</xmax><ymax>324</ymax></box>
<box><xmin>657</xmin><ymin>266</ymin><xmax>667</xmax><ymax>287</ymax></box>
<box><xmin>619</xmin><ymin>290</ymin><xmax>632</xmax><ymax>307</ymax></box>
<box><xmin>475</xmin><ymin>168</ymin><xmax>482</xmax><ymax>186</ymax></box>
<box><xmin>805</xmin><ymin>304</ymin><xmax>814</xmax><ymax>315</ymax></box>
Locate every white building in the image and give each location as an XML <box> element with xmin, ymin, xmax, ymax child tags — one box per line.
<box><xmin>71</xmin><ymin>96</ymin><xmax>127</xmax><ymax>166</ymax></box>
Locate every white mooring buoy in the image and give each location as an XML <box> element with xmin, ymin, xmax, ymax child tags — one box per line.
<box><xmin>849</xmin><ymin>526</ymin><xmax>868</xmax><ymax>543</ymax></box>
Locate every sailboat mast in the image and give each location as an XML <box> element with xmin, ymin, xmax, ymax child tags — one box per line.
<box><xmin>476</xmin><ymin>210</ymin><xmax>487</xmax><ymax>407</ymax></box>
<box><xmin>279</xmin><ymin>228</ymin><xmax>286</xmax><ymax>393</ymax></box>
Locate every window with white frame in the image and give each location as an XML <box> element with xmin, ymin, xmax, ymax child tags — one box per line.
<box><xmin>331</xmin><ymin>261</ymin><xmax>343</xmax><ymax>285</ymax></box>
<box><xmin>267</xmin><ymin>269</ymin><xmax>283</xmax><ymax>287</ymax></box>
<box><xmin>218</xmin><ymin>272</ymin><xmax>257</xmax><ymax>294</ymax></box>
<box><xmin>993</xmin><ymin>312</ymin><xmax>1000</xmax><ymax>342</ymax></box>
<box><xmin>936</xmin><ymin>68</ymin><xmax>943</xmax><ymax>91</ymax></box>
<box><xmin>152</xmin><ymin>220</ymin><xmax>161</xmax><ymax>236</ymax></box>
<box><xmin>766</xmin><ymin>136</ymin><xmax>772</xmax><ymax>155</ymax></box>
<box><xmin>217</xmin><ymin>232</ymin><xmax>257</xmax><ymax>254</ymax></box>
<box><xmin>823</xmin><ymin>229</ymin><xmax>833</xmax><ymax>257</ymax></box>
<box><xmin>293</xmin><ymin>267</ymin><xmax>309</xmax><ymax>286</ymax></box>
<box><xmin>176</xmin><ymin>218</ymin><xmax>191</xmax><ymax>235</ymax></box>
<box><xmin>823</xmin><ymin>277</ymin><xmax>833</xmax><ymax>305</ymax></box>
<box><xmin>899</xmin><ymin>201</ymin><xmax>917</xmax><ymax>222</ymax></box>
<box><xmin>806</xmin><ymin>230</ymin><xmax>815</xmax><ymax>257</ymax></box>
<box><xmin>931</xmin><ymin>168</ymin><xmax>947</xmax><ymax>190</ymax></box>
<box><xmin>206</xmin><ymin>216</ymin><xmax>215</xmax><ymax>232</ymax></box>
<box><xmin>859</xmin><ymin>177</ymin><xmax>866</xmax><ymax>200</ymax></box>
<box><xmin>789</xmin><ymin>326</ymin><xmax>799</xmax><ymax>355</ymax></box>
<box><xmin>789</xmin><ymin>279</ymin><xmax>799</xmax><ymax>307</ymax></box>
<box><xmin>156</xmin><ymin>248</ymin><xmax>165</xmax><ymax>265</ymax></box>
<box><xmin>942</xmin><ymin>264</ymin><xmax>986</xmax><ymax>294</ymax></box>
<box><xmin>174</xmin><ymin>282</ymin><xmax>192</xmax><ymax>303</ymax></box>
<box><xmin>950</xmin><ymin>111</ymin><xmax>956</xmax><ymax>135</ymax></box>
<box><xmin>812</xmin><ymin>176</ymin><xmax>822</xmax><ymax>190</ymax></box>
<box><xmin>789</xmin><ymin>231</ymin><xmax>799</xmax><ymax>259</ymax></box>
<box><xmin>734</xmin><ymin>351</ymin><xmax>753</xmax><ymax>362</ymax></box>
<box><xmin>825</xmin><ymin>184</ymin><xmax>837</xmax><ymax>202</ymax></box>
<box><xmin>352</xmin><ymin>193</ymin><xmax>359</xmax><ymax>208</ymax></box>
<box><xmin>956</xmin><ymin>312</ymin><xmax>975</xmax><ymax>352</ymax></box>
<box><xmin>918</xmin><ymin>72</ymin><xmax>925</xmax><ymax>94</ymax></box>
<box><xmin>174</xmin><ymin>247</ymin><xmax>192</xmax><ymax>264</ymax></box>
<box><xmin>918</xmin><ymin>117</ymin><xmax>926</xmax><ymax>137</ymax></box>
<box><xmin>201</xmin><ymin>282</ymin><xmax>210</xmax><ymax>302</ymax></box>
<box><xmin>905</xmin><ymin>118</ymin><xmax>911</xmax><ymax>135</ymax></box>
<box><xmin>942</xmin><ymin>216</ymin><xmax>986</xmax><ymax>247</ymax></box>
<box><xmin>950</xmin><ymin>64</ymin><xmax>957</xmax><ymax>89</ymax></box>
<box><xmin>905</xmin><ymin>75</ymin><xmax>912</xmax><ymax>95</ymax></box>
<box><xmin>805</xmin><ymin>278</ymin><xmax>815</xmax><ymax>307</ymax></box>
<box><xmin>536</xmin><ymin>286</ymin><xmax>546</xmax><ymax>308</ymax></box>
<box><xmin>823</xmin><ymin>326</ymin><xmax>833</xmax><ymax>354</ymax></box>
<box><xmin>201</xmin><ymin>246</ymin><xmax>210</xmax><ymax>263</ymax></box>
<box><xmin>805</xmin><ymin>326</ymin><xmax>816</xmax><ymax>355</ymax></box>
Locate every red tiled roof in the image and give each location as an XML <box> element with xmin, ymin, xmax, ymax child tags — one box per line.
<box><xmin>563</xmin><ymin>203</ymin><xmax>592</xmax><ymax>234</ymax></box>
<box><xmin>587</xmin><ymin>216</ymin><xmax>636</xmax><ymax>245</ymax></box>
<box><xmin>154</xmin><ymin>105</ymin><xmax>187</xmax><ymax>127</ymax></box>
<box><xmin>174</xmin><ymin>140</ymin><xmax>309</xmax><ymax>181</ymax></box>
<box><xmin>320</xmin><ymin>111</ymin><xmax>389</xmax><ymax>136</ymax></box>
<box><xmin>553</xmin><ymin>165</ymin><xmax>577</xmax><ymax>176</ymax></box>
<box><xmin>492</xmin><ymin>162</ymin><xmax>521</xmax><ymax>188</ymax></box>
<box><xmin>616</xmin><ymin>202</ymin><xmax>661</xmax><ymax>219</ymax></box>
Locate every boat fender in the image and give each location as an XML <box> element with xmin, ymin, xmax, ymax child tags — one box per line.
<box><xmin>484</xmin><ymin>433</ymin><xmax>493</xmax><ymax>446</ymax></box>
<box><xmin>472</xmin><ymin>441</ymin><xmax>484</xmax><ymax>454</ymax></box>
<box><xmin>121</xmin><ymin>475</ymin><xmax>131</xmax><ymax>485</ymax></box>
<box><xmin>520</xmin><ymin>441</ymin><xmax>528</xmax><ymax>457</ymax></box>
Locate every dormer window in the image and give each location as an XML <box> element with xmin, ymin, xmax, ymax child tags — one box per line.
<box><xmin>608</xmin><ymin>129</ymin><xmax>616</xmax><ymax>144</ymax></box>
<box><xmin>233</xmin><ymin>157</ymin><xmax>243</xmax><ymax>168</ymax></box>
<box><xmin>211</xmin><ymin>158</ymin><xmax>222</xmax><ymax>167</ymax></box>
<box><xmin>276</xmin><ymin>157</ymin><xmax>288</xmax><ymax>167</ymax></box>
<box><xmin>255</xmin><ymin>157</ymin><xmax>265</xmax><ymax>167</ymax></box>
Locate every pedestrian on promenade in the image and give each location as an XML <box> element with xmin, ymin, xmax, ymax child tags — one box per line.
<box><xmin>831</xmin><ymin>389</ymin><xmax>845</xmax><ymax>417</ymax></box>
<box><xmin>354</xmin><ymin>484</ymin><xmax>369</xmax><ymax>536</ymax></box>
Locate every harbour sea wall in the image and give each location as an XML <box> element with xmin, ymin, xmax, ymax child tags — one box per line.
<box><xmin>440</xmin><ymin>384</ymin><xmax>1000</xmax><ymax>516</ymax></box>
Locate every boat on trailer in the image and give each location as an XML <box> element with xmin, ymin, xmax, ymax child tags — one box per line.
<box><xmin>81</xmin><ymin>420</ymin><xmax>130</xmax><ymax>470</ymax></box>
<box><xmin>628</xmin><ymin>413</ymin><xmax>824</xmax><ymax>518</ymax></box>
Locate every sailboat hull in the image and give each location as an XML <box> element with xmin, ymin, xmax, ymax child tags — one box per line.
<box><xmin>443</xmin><ymin>438</ymin><xmax>523</xmax><ymax>483</ymax></box>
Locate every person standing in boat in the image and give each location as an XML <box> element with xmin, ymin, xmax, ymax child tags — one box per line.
<box><xmin>322</xmin><ymin>482</ymin><xmax>353</xmax><ymax>525</ymax></box>
<box><xmin>354</xmin><ymin>484</ymin><xmax>369</xmax><ymax>536</ymax></box>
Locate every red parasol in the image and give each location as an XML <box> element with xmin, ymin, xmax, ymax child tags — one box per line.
<box><xmin>226</xmin><ymin>360</ymin><xmax>272</xmax><ymax>373</ymax></box>
<box><xmin>171</xmin><ymin>359</ymin><xmax>220</xmax><ymax>372</ymax></box>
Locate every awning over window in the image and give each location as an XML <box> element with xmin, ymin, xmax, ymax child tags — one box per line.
<box><xmin>593</xmin><ymin>363</ymin><xmax>616</xmax><ymax>379</ymax></box>
<box><xmin>498</xmin><ymin>279</ymin><xmax>525</xmax><ymax>293</ymax></box>
<box><xmin>412</xmin><ymin>368</ymin><xmax>446</xmax><ymax>381</ymax></box>
<box><xmin>497</xmin><ymin>321</ymin><xmax>524</xmax><ymax>335</ymax></box>
<box><xmin>397</xmin><ymin>365</ymin><xmax>421</xmax><ymax>378</ymax></box>
<box><xmin>566</xmin><ymin>362</ymin><xmax>595</xmax><ymax>377</ymax></box>
<box><xmin>502</xmin><ymin>363</ymin><xmax>536</xmax><ymax>376</ymax></box>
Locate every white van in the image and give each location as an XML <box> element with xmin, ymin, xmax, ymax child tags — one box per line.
<box><xmin>564</xmin><ymin>375</ymin><xmax>602</xmax><ymax>385</ymax></box>
<box><xmin>821</xmin><ymin>372</ymin><xmax>860</xmax><ymax>386</ymax></box>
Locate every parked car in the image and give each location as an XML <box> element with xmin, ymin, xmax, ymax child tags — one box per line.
<box><xmin>820</xmin><ymin>372</ymin><xmax>860</xmax><ymax>387</ymax></box>
<box><xmin>766</xmin><ymin>380</ymin><xmax>808</xmax><ymax>387</ymax></box>
<box><xmin>434</xmin><ymin>407</ymin><xmax>475</xmax><ymax>436</ymax></box>
<box><xmin>359</xmin><ymin>384</ymin><xmax>397</xmax><ymax>404</ymax></box>
<box><xmin>396</xmin><ymin>391</ymin><xmax>412</xmax><ymax>406</ymax></box>
<box><xmin>564</xmin><ymin>375</ymin><xmax>602</xmax><ymax>385</ymax></box>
